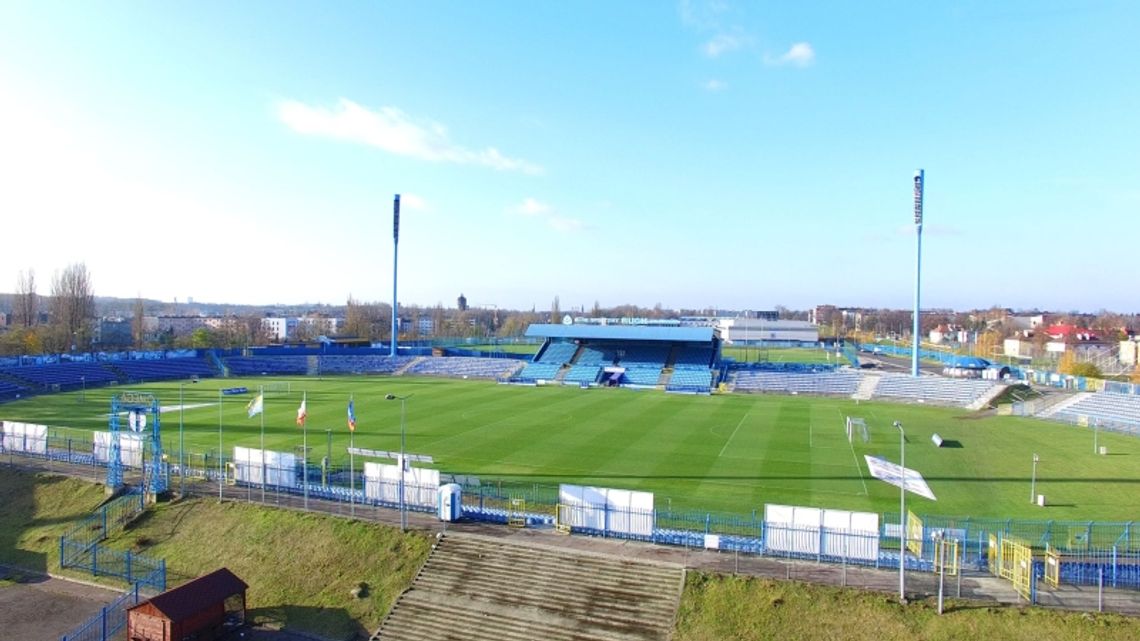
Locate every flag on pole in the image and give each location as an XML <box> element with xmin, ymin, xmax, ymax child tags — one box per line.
<box><xmin>347</xmin><ymin>399</ymin><xmax>357</xmax><ymax>432</ymax></box>
<box><xmin>246</xmin><ymin>393</ymin><xmax>264</xmax><ymax>418</ymax></box>
<box><xmin>296</xmin><ymin>392</ymin><xmax>307</xmax><ymax>427</ymax></box>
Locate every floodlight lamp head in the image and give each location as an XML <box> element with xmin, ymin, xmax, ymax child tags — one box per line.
<box><xmin>385</xmin><ymin>394</ymin><xmax>396</xmax><ymax>400</ymax></box>
<box><xmin>893</xmin><ymin>420</ymin><xmax>902</xmax><ymax>428</ymax></box>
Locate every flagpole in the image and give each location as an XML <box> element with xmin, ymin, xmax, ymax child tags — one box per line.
<box><xmin>302</xmin><ymin>392</ymin><xmax>308</xmax><ymax>511</ymax></box>
<box><xmin>349</xmin><ymin>394</ymin><xmax>355</xmax><ymax>518</ymax></box>
<box><xmin>260</xmin><ymin>385</ymin><xmax>266</xmax><ymax>504</ymax></box>
<box><xmin>217</xmin><ymin>388</ymin><xmax>223</xmax><ymax>503</ymax></box>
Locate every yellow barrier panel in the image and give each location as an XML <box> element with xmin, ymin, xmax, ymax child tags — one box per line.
<box><xmin>907</xmin><ymin>511</ymin><xmax>923</xmax><ymax>556</ymax></box>
<box><xmin>508</xmin><ymin>497</ymin><xmax>527</xmax><ymax>528</ymax></box>
<box><xmin>1044</xmin><ymin>549</ymin><xmax>1061</xmax><ymax>589</ymax></box>
<box><xmin>225</xmin><ymin>462</ymin><xmax>237</xmax><ymax>486</ymax></box>
<box><xmin>934</xmin><ymin>538</ymin><xmax>959</xmax><ymax>576</ymax></box>
<box><xmin>554</xmin><ymin>504</ymin><xmax>572</xmax><ymax>535</ymax></box>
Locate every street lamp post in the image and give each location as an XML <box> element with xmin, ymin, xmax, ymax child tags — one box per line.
<box><xmin>179</xmin><ymin>379</ymin><xmax>198</xmax><ymax>497</ymax></box>
<box><xmin>1030</xmin><ymin>453</ymin><xmax>1040</xmax><ymax>503</ymax></box>
<box><xmin>386</xmin><ymin>393</ymin><xmax>413</xmax><ymax>531</ymax></box>
<box><xmin>893</xmin><ymin>420</ymin><xmax>906</xmax><ymax>603</ymax></box>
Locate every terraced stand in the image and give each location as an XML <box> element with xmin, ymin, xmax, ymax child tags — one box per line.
<box><xmin>372</xmin><ymin>533</ymin><xmax>683</xmax><ymax>641</ymax></box>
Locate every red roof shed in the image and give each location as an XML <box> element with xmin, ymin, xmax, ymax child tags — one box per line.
<box><xmin>127</xmin><ymin>568</ymin><xmax>248</xmax><ymax>641</ymax></box>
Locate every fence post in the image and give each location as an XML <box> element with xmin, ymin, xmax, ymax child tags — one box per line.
<box><xmin>126</xmin><ymin>550</ymin><xmax>132</xmax><ymax>583</ymax></box>
<box><xmin>160</xmin><ymin>558</ymin><xmax>167</xmax><ymax>591</ymax></box>
<box><xmin>92</xmin><ymin>544</ymin><xmax>98</xmax><ymax>576</ymax></box>
<box><xmin>101</xmin><ymin>606</ymin><xmax>107</xmax><ymax>641</ymax></box>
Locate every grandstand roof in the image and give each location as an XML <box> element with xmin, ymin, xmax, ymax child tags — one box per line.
<box><xmin>525</xmin><ymin>324</ymin><xmax>715</xmax><ymax>343</ymax></box>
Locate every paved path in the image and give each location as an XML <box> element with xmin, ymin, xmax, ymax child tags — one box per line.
<box><xmin>0</xmin><ymin>565</ymin><xmax>125</xmax><ymax>641</ymax></box>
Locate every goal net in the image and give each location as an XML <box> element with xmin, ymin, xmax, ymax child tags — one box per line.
<box><xmin>846</xmin><ymin>417</ymin><xmax>869</xmax><ymax>443</ymax></box>
<box><xmin>264</xmin><ymin>381</ymin><xmax>292</xmax><ymax>396</ymax></box>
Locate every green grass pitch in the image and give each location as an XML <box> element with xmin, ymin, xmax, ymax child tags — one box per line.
<box><xmin>2</xmin><ymin>376</ymin><xmax>1138</xmax><ymax>521</ymax></box>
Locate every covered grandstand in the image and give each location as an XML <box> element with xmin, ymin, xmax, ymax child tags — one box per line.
<box><xmin>515</xmin><ymin>324</ymin><xmax>722</xmax><ymax>393</ymax></box>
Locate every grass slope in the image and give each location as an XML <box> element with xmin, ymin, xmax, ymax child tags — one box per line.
<box><xmin>675</xmin><ymin>572</ymin><xmax>1140</xmax><ymax>641</ymax></box>
<box><xmin>3</xmin><ymin>377</ymin><xmax>1139</xmax><ymax>520</ymax></box>
<box><xmin>0</xmin><ymin>467</ymin><xmax>106</xmax><ymax>572</ymax></box>
<box><xmin>108</xmin><ymin>498</ymin><xmax>430</xmax><ymax>639</ymax></box>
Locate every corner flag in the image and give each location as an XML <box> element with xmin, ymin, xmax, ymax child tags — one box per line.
<box><xmin>296</xmin><ymin>393</ymin><xmax>307</xmax><ymax>427</ymax></box>
<box><xmin>246</xmin><ymin>393</ymin><xmax>264</xmax><ymax>419</ymax></box>
<box><xmin>347</xmin><ymin>399</ymin><xmax>357</xmax><ymax>432</ymax></box>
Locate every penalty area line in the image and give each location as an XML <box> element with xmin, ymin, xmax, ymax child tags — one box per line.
<box><xmin>718</xmin><ymin>410</ymin><xmax>750</xmax><ymax>458</ymax></box>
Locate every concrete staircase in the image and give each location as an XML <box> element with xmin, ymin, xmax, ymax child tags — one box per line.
<box><xmin>1037</xmin><ymin>392</ymin><xmax>1093</xmax><ymax>419</ymax></box>
<box><xmin>966</xmin><ymin>383</ymin><xmax>1009</xmax><ymax>411</ymax></box>
<box><xmin>372</xmin><ymin>533</ymin><xmax>683</xmax><ymax>641</ymax></box>
<box><xmin>851</xmin><ymin>373</ymin><xmax>880</xmax><ymax>401</ymax></box>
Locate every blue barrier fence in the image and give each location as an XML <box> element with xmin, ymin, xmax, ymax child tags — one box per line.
<box><xmin>60</xmin><ymin>584</ymin><xmax>142</xmax><ymax>641</ymax></box>
<box><xmin>58</xmin><ymin>490</ymin><xmax>166</xmax><ymax>593</ymax></box>
<box><xmin>7</xmin><ymin>435</ymin><xmax>1140</xmax><ymax>593</ymax></box>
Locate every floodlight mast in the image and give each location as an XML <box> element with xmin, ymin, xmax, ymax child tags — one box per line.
<box><xmin>912</xmin><ymin>170</ymin><xmax>924</xmax><ymax>377</ymax></box>
<box><xmin>391</xmin><ymin>194</ymin><xmax>400</xmax><ymax>358</ymax></box>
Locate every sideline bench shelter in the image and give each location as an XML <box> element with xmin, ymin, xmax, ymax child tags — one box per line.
<box><xmin>127</xmin><ymin>567</ymin><xmax>247</xmax><ymax>641</ymax></box>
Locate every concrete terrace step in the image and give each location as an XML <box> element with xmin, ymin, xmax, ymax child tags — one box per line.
<box><xmin>372</xmin><ymin>533</ymin><xmax>683</xmax><ymax>641</ymax></box>
<box><xmin>379</xmin><ymin>589</ymin><xmax>666</xmax><ymax>641</ymax></box>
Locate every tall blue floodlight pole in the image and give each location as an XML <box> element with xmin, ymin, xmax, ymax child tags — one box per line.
<box><xmin>911</xmin><ymin>170</ymin><xmax>924</xmax><ymax>377</ymax></box>
<box><xmin>391</xmin><ymin>194</ymin><xmax>400</xmax><ymax>357</ymax></box>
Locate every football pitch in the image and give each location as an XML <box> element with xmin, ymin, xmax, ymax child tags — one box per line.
<box><xmin>3</xmin><ymin>376</ymin><xmax>1139</xmax><ymax>521</ymax></box>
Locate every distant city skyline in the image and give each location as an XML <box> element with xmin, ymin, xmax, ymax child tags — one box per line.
<box><xmin>3</xmin><ymin>2</ymin><xmax>1138</xmax><ymax>313</ymax></box>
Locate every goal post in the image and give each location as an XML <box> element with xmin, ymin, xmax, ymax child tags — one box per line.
<box><xmin>846</xmin><ymin>417</ymin><xmax>869</xmax><ymax>443</ymax></box>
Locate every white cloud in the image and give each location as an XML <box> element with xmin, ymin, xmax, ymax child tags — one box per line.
<box><xmin>509</xmin><ymin>198</ymin><xmax>584</xmax><ymax>233</ymax></box>
<box><xmin>679</xmin><ymin>0</ymin><xmax>729</xmax><ymax>30</ymax></box>
<box><xmin>277</xmin><ymin>98</ymin><xmax>543</xmax><ymax>175</ymax></box>
<box><xmin>513</xmin><ymin>197</ymin><xmax>551</xmax><ymax>216</ymax></box>
<box><xmin>400</xmin><ymin>192</ymin><xmax>429</xmax><ymax>212</ymax></box>
<box><xmin>548</xmin><ymin>216</ymin><xmax>585</xmax><ymax>233</ymax></box>
<box><xmin>703</xmin><ymin>79</ymin><xmax>728</xmax><ymax>92</ymax></box>
<box><xmin>765</xmin><ymin>42</ymin><xmax>815</xmax><ymax>67</ymax></box>
<box><xmin>703</xmin><ymin>32</ymin><xmax>749</xmax><ymax>57</ymax></box>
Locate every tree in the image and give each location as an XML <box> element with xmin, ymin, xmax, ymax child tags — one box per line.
<box><xmin>50</xmin><ymin>262</ymin><xmax>95</xmax><ymax>349</ymax></box>
<box><xmin>551</xmin><ymin>296</ymin><xmax>561</xmax><ymax>323</ymax></box>
<box><xmin>132</xmin><ymin>297</ymin><xmax>146</xmax><ymax>348</ymax></box>
<box><xmin>14</xmin><ymin>269</ymin><xmax>37</xmax><ymax>327</ymax></box>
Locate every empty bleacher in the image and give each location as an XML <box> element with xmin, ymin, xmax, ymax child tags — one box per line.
<box><xmin>671</xmin><ymin>345</ymin><xmax>714</xmax><ymax>369</ymax></box>
<box><xmin>732</xmin><ymin>369</ymin><xmax>862</xmax><ymax>396</ymax></box>
<box><xmin>223</xmin><ymin>356</ymin><xmax>309</xmax><ymax>376</ymax></box>
<box><xmin>563</xmin><ymin>365</ymin><xmax>602</xmax><ymax>384</ymax></box>
<box><xmin>575</xmin><ymin>345</ymin><xmax>614</xmax><ymax>367</ymax></box>
<box><xmin>535</xmin><ymin>342</ymin><xmax>579</xmax><ymax>365</ymax></box>
<box><xmin>0</xmin><ymin>378</ymin><xmax>33</xmax><ymax>401</ymax></box>
<box><xmin>871</xmin><ymin>373</ymin><xmax>999</xmax><ymax>407</ymax></box>
<box><xmin>621</xmin><ymin>368</ymin><xmax>661</xmax><ymax>386</ymax></box>
<box><xmin>404</xmin><ymin>356</ymin><xmax>524</xmax><ymax>379</ymax></box>
<box><xmin>3</xmin><ymin>362</ymin><xmax>119</xmax><ymax>390</ymax></box>
<box><xmin>318</xmin><ymin>355</ymin><xmax>415</xmax><ymax>374</ymax></box>
<box><xmin>110</xmin><ymin>357</ymin><xmax>217</xmax><ymax>382</ymax></box>
<box><xmin>516</xmin><ymin>362</ymin><xmax>562</xmax><ymax>381</ymax></box>
<box><xmin>1048</xmin><ymin>392</ymin><xmax>1140</xmax><ymax>433</ymax></box>
<box><xmin>373</xmin><ymin>533</ymin><xmax>681</xmax><ymax>641</ymax></box>
<box><xmin>667</xmin><ymin>369</ymin><xmax>713</xmax><ymax>390</ymax></box>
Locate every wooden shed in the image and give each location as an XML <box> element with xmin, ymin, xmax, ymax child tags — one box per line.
<box><xmin>127</xmin><ymin>568</ymin><xmax>248</xmax><ymax>641</ymax></box>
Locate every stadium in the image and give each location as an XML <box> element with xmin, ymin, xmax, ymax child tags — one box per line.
<box><xmin>4</xmin><ymin>319</ymin><xmax>1140</xmax><ymax>638</ymax></box>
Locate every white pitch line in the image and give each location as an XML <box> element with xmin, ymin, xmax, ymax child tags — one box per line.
<box><xmin>718</xmin><ymin>410</ymin><xmax>751</xmax><ymax>458</ymax></box>
<box><xmin>839</xmin><ymin>407</ymin><xmax>870</xmax><ymax>496</ymax></box>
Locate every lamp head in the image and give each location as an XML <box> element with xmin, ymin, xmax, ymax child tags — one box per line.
<box><xmin>385</xmin><ymin>394</ymin><xmax>396</xmax><ymax>400</ymax></box>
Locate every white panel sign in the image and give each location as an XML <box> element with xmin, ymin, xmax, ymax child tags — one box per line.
<box><xmin>93</xmin><ymin>431</ymin><xmax>143</xmax><ymax>468</ymax></box>
<box><xmin>1</xmin><ymin>422</ymin><xmax>48</xmax><ymax>455</ymax></box>
<box><xmin>558</xmin><ymin>484</ymin><xmax>654</xmax><ymax>537</ymax></box>
<box><xmin>232</xmin><ymin>446</ymin><xmax>297</xmax><ymax>487</ymax></box>
<box><xmin>363</xmin><ymin>461</ymin><xmax>440</xmax><ymax>507</ymax></box>
<box><xmin>864</xmin><ymin>455</ymin><xmax>937</xmax><ymax>500</ymax></box>
<box><xmin>764</xmin><ymin>504</ymin><xmax>879</xmax><ymax>561</ymax></box>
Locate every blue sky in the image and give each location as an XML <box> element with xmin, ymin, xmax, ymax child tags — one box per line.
<box><xmin>2</xmin><ymin>1</ymin><xmax>1137</xmax><ymax>313</ymax></box>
